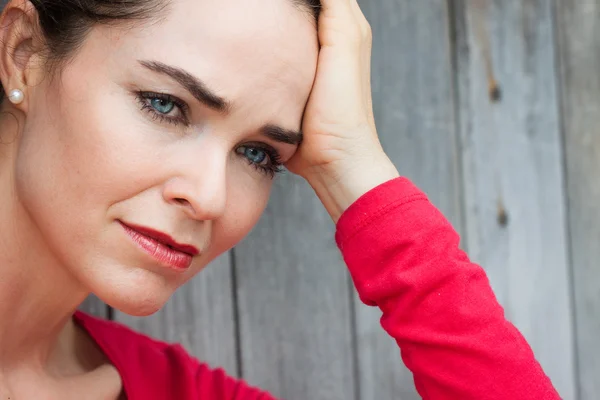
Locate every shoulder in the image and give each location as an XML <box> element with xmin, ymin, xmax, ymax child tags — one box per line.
<box><xmin>73</xmin><ymin>311</ymin><xmax>273</xmax><ymax>399</ymax></box>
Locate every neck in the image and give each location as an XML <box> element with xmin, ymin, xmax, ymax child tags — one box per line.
<box><xmin>0</xmin><ymin>119</ymin><xmax>88</xmax><ymax>369</ymax></box>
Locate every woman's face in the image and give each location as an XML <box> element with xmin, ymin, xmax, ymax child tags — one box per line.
<box><xmin>13</xmin><ymin>0</ymin><xmax>319</xmax><ymax>315</ymax></box>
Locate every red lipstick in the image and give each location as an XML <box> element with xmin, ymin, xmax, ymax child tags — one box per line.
<box><xmin>119</xmin><ymin>221</ymin><xmax>199</xmax><ymax>271</ymax></box>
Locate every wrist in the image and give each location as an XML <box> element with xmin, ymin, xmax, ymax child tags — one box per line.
<box><xmin>305</xmin><ymin>153</ymin><xmax>400</xmax><ymax>223</ymax></box>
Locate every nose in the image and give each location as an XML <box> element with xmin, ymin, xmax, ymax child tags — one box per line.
<box><xmin>162</xmin><ymin>149</ymin><xmax>227</xmax><ymax>221</ymax></box>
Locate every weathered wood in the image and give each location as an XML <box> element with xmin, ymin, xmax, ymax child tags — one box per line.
<box><xmin>454</xmin><ymin>0</ymin><xmax>575</xmax><ymax>397</ymax></box>
<box><xmin>354</xmin><ymin>1</ymin><xmax>463</xmax><ymax>399</ymax></box>
<box><xmin>234</xmin><ymin>173</ymin><xmax>355</xmax><ymax>399</ymax></box>
<box><xmin>555</xmin><ymin>0</ymin><xmax>600</xmax><ymax>398</ymax></box>
<box><xmin>114</xmin><ymin>253</ymin><xmax>238</xmax><ymax>376</ymax></box>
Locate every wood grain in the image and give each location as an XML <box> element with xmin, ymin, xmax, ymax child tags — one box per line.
<box><xmin>354</xmin><ymin>0</ymin><xmax>463</xmax><ymax>399</ymax></box>
<box><xmin>234</xmin><ymin>173</ymin><xmax>355</xmax><ymax>400</ymax></box>
<box><xmin>555</xmin><ymin>0</ymin><xmax>600</xmax><ymax>398</ymax></box>
<box><xmin>454</xmin><ymin>0</ymin><xmax>575</xmax><ymax>397</ymax></box>
<box><xmin>114</xmin><ymin>253</ymin><xmax>238</xmax><ymax>376</ymax></box>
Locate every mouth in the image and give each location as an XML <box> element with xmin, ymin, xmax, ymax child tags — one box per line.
<box><xmin>118</xmin><ymin>221</ymin><xmax>199</xmax><ymax>271</ymax></box>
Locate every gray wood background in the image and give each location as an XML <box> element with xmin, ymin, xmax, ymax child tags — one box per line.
<box><xmin>0</xmin><ymin>0</ymin><xmax>594</xmax><ymax>398</ymax></box>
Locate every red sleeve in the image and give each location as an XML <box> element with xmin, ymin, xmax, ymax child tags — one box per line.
<box><xmin>335</xmin><ymin>177</ymin><xmax>561</xmax><ymax>400</ymax></box>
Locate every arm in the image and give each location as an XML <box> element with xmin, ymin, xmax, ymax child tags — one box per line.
<box><xmin>288</xmin><ymin>0</ymin><xmax>560</xmax><ymax>398</ymax></box>
<box><xmin>191</xmin><ymin>176</ymin><xmax>560</xmax><ymax>400</ymax></box>
<box><xmin>334</xmin><ymin>177</ymin><xmax>561</xmax><ymax>400</ymax></box>
<box><xmin>199</xmin><ymin>179</ymin><xmax>561</xmax><ymax>400</ymax></box>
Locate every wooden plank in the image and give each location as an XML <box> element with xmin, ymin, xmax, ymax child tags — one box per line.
<box><xmin>234</xmin><ymin>173</ymin><xmax>355</xmax><ymax>399</ymax></box>
<box><xmin>454</xmin><ymin>0</ymin><xmax>575</xmax><ymax>397</ymax></box>
<box><xmin>354</xmin><ymin>1</ymin><xmax>463</xmax><ymax>399</ymax></box>
<box><xmin>114</xmin><ymin>253</ymin><xmax>238</xmax><ymax>376</ymax></box>
<box><xmin>554</xmin><ymin>0</ymin><xmax>600</xmax><ymax>398</ymax></box>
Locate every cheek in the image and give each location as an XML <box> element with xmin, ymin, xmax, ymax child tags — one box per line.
<box><xmin>14</xmin><ymin>81</ymin><xmax>160</xmax><ymax>267</ymax></box>
<box><xmin>15</xmin><ymin>102</ymin><xmax>100</xmax><ymax>238</ymax></box>
<box><xmin>23</xmin><ymin>74</ymin><xmax>167</xmax><ymax>203</ymax></box>
<box><xmin>210</xmin><ymin>169</ymin><xmax>273</xmax><ymax>256</ymax></box>
<box><xmin>13</xmin><ymin>117</ymin><xmax>112</xmax><ymax>285</ymax></box>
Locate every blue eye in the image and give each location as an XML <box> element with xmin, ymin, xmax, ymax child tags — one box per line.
<box><xmin>239</xmin><ymin>146</ymin><xmax>267</xmax><ymax>164</ymax></box>
<box><xmin>150</xmin><ymin>97</ymin><xmax>175</xmax><ymax>114</ymax></box>
<box><xmin>236</xmin><ymin>144</ymin><xmax>283</xmax><ymax>177</ymax></box>
<box><xmin>137</xmin><ymin>91</ymin><xmax>189</xmax><ymax>126</ymax></box>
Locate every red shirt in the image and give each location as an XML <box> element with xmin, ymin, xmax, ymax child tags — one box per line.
<box><xmin>74</xmin><ymin>177</ymin><xmax>561</xmax><ymax>399</ymax></box>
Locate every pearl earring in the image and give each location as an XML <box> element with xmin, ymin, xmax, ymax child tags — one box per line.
<box><xmin>8</xmin><ymin>89</ymin><xmax>24</xmax><ymax>104</ymax></box>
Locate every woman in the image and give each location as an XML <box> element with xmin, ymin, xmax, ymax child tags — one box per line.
<box><xmin>0</xmin><ymin>0</ymin><xmax>561</xmax><ymax>398</ymax></box>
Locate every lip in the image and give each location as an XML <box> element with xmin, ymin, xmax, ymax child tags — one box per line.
<box><xmin>119</xmin><ymin>221</ymin><xmax>199</xmax><ymax>271</ymax></box>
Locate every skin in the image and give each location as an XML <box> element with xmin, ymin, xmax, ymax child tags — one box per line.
<box><xmin>0</xmin><ymin>0</ymin><xmax>398</xmax><ymax>397</ymax></box>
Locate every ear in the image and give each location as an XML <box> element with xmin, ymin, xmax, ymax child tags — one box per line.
<box><xmin>0</xmin><ymin>0</ymin><xmax>42</xmax><ymax>112</ymax></box>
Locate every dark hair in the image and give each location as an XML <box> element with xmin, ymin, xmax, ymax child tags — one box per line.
<box><xmin>0</xmin><ymin>0</ymin><xmax>321</xmax><ymax>103</ymax></box>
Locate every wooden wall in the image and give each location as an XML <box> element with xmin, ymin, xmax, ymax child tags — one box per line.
<box><xmin>0</xmin><ymin>0</ymin><xmax>596</xmax><ymax>398</ymax></box>
<box><xmin>555</xmin><ymin>0</ymin><xmax>600</xmax><ymax>398</ymax></box>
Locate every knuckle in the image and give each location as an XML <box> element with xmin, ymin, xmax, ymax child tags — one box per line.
<box><xmin>361</xmin><ymin>20</ymin><xmax>372</xmax><ymax>40</ymax></box>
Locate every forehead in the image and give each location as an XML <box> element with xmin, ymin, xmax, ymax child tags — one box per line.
<box><xmin>110</xmin><ymin>0</ymin><xmax>319</xmax><ymax>128</ymax></box>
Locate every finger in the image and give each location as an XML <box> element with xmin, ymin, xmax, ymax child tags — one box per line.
<box><xmin>347</xmin><ymin>1</ymin><xmax>375</xmax><ymax>129</ymax></box>
<box><xmin>319</xmin><ymin>0</ymin><xmax>360</xmax><ymax>39</ymax></box>
<box><xmin>319</xmin><ymin>0</ymin><xmax>352</xmax><ymax>9</ymax></box>
<box><xmin>319</xmin><ymin>0</ymin><xmax>354</xmax><ymax>17</ymax></box>
<box><xmin>348</xmin><ymin>0</ymin><xmax>371</xmax><ymax>31</ymax></box>
<box><xmin>319</xmin><ymin>0</ymin><xmax>376</xmax><ymax>131</ymax></box>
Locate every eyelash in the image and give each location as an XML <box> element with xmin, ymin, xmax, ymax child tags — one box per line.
<box><xmin>136</xmin><ymin>91</ymin><xmax>284</xmax><ymax>178</ymax></box>
<box><xmin>241</xmin><ymin>144</ymin><xmax>284</xmax><ymax>178</ymax></box>
<box><xmin>136</xmin><ymin>91</ymin><xmax>190</xmax><ymax>126</ymax></box>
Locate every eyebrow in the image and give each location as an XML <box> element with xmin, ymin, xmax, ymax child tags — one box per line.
<box><xmin>139</xmin><ymin>60</ymin><xmax>303</xmax><ymax>146</ymax></box>
<box><xmin>139</xmin><ymin>60</ymin><xmax>230</xmax><ymax>112</ymax></box>
<box><xmin>261</xmin><ymin>125</ymin><xmax>303</xmax><ymax>145</ymax></box>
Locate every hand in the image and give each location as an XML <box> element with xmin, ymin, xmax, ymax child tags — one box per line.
<box><xmin>286</xmin><ymin>0</ymin><xmax>399</xmax><ymax>223</ymax></box>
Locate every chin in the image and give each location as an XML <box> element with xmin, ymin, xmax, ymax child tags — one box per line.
<box><xmin>107</xmin><ymin>292</ymin><xmax>169</xmax><ymax>317</ymax></box>
<box><xmin>82</xmin><ymin>263</ymin><xmax>182</xmax><ymax>317</ymax></box>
